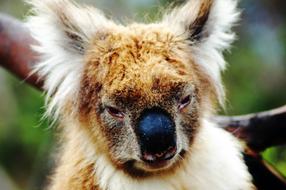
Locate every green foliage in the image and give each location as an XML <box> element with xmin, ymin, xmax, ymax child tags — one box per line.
<box><xmin>0</xmin><ymin>72</ymin><xmax>53</xmax><ymax>189</ymax></box>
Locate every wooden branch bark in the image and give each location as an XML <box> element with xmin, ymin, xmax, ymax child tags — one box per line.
<box><xmin>0</xmin><ymin>14</ymin><xmax>43</xmax><ymax>89</ymax></box>
<box><xmin>244</xmin><ymin>153</ymin><xmax>286</xmax><ymax>190</ymax></box>
<box><xmin>211</xmin><ymin>105</ymin><xmax>286</xmax><ymax>152</ymax></box>
<box><xmin>0</xmin><ymin>14</ymin><xmax>286</xmax><ymax>188</ymax></box>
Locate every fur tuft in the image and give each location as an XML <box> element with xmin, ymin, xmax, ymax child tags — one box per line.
<box><xmin>26</xmin><ymin>0</ymin><xmax>115</xmax><ymax>120</ymax></box>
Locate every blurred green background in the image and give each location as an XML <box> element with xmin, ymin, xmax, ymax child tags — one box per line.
<box><xmin>0</xmin><ymin>0</ymin><xmax>285</xmax><ymax>189</ymax></box>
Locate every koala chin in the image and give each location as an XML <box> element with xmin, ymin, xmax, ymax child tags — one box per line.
<box><xmin>26</xmin><ymin>0</ymin><xmax>255</xmax><ymax>189</ymax></box>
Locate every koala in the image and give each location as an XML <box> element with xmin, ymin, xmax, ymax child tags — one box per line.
<box><xmin>26</xmin><ymin>0</ymin><xmax>255</xmax><ymax>189</ymax></box>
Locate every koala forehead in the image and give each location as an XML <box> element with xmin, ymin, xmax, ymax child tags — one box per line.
<box><xmin>81</xmin><ymin>25</ymin><xmax>197</xmax><ymax>106</ymax></box>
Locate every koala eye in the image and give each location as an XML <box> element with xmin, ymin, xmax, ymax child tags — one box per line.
<box><xmin>106</xmin><ymin>106</ymin><xmax>125</xmax><ymax>119</ymax></box>
<box><xmin>178</xmin><ymin>95</ymin><xmax>191</xmax><ymax>111</ymax></box>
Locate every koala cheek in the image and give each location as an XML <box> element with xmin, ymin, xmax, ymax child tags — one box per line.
<box><xmin>104</xmin><ymin>123</ymin><xmax>138</xmax><ymax>159</ymax></box>
<box><xmin>174</xmin><ymin>126</ymin><xmax>187</xmax><ymax>150</ymax></box>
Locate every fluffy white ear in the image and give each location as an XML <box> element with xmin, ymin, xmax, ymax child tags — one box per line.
<box><xmin>26</xmin><ymin>0</ymin><xmax>114</xmax><ymax>119</ymax></box>
<box><xmin>162</xmin><ymin>0</ymin><xmax>240</xmax><ymax>105</ymax></box>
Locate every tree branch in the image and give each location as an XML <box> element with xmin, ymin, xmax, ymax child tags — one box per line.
<box><xmin>244</xmin><ymin>152</ymin><xmax>286</xmax><ymax>189</ymax></box>
<box><xmin>211</xmin><ymin>105</ymin><xmax>286</xmax><ymax>152</ymax></box>
<box><xmin>0</xmin><ymin>14</ymin><xmax>43</xmax><ymax>89</ymax></box>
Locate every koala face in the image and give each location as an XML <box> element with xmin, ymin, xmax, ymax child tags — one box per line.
<box><xmin>77</xmin><ymin>26</ymin><xmax>214</xmax><ymax>177</ymax></box>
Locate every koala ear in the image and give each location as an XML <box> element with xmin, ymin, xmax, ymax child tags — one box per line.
<box><xmin>27</xmin><ymin>0</ymin><xmax>114</xmax><ymax>55</ymax></box>
<box><xmin>163</xmin><ymin>0</ymin><xmax>239</xmax><ymax>50</ymax></box>
<box><xmin>26</xmin><ymin>0</ymin><xmax>115</xmax><ymax>118</ymax></box>
<box><xmin>162</xmin><ymin>0</ymin><xmax>240</xmax><ymax>105</ymax></box>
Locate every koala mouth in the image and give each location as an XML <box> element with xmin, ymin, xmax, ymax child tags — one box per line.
<box><xmin>139</xmin><ymin>158</ymin><xmax>175</xmax><ymax>171</ymax></box>
<box><xmin>139</xmin><ymin>146</ymin><xmax>177</xmax><ymax>169</ymax></box>
<box><xmin>140</xmin><ymin>149</ymin><xmax>186</xmax><ymax>171</ymax></box>
<box><xmin>123</xmin><ymin>149</ymin><xmax>186</xmax><ymax>177</ymax></box>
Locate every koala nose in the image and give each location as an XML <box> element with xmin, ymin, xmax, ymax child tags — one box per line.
<box><xmin>137</xmin><ymin>108</ymin><xmax>177</xmax><ymax>162</ymax></box>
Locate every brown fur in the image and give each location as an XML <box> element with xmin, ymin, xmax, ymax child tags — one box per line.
<box><xmin>47</xmin><ymin>126</ymin><xmax>100</xmax><ymax>190</ymax></box>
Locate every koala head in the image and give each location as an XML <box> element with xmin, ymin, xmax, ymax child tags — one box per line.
<box><xmin>27</xmin><ymin>0</ymin><xmax>239</xmax><ymax>177</ymax></box>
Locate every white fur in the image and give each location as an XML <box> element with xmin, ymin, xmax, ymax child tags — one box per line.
<box><xmin>26</xmin><ymin>0</ymin><xmax>115</xmax><ymax>120</ymax></box>
<box><xmin>162</xmin><ymin>0</ymin><xmax>240</xmax><ymax>105</ymax></box>
<box><xmin>93</xmin><ymin>119</ymin><xmax>253</xmax><ymax>190</ymax></box>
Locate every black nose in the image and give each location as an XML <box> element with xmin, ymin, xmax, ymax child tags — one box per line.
<box><xmin>137</xmin><ymin>108</ymin><xmax>176</xmax><ymax>162</ymax></box>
